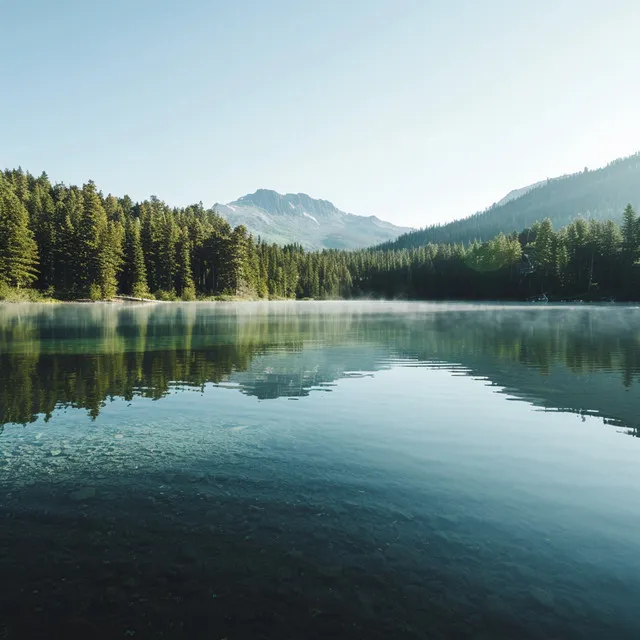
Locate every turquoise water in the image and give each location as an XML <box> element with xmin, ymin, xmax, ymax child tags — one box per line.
<box><xmin>1</xmin><ymin>301</ymin><xmax>640</xmax><ymax>638</ymax></box>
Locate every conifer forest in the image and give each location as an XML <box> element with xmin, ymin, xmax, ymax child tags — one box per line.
<box><xmin>1</xmin><ymin>168</ymin><xmax>639</xmax><ymax>302</ymax></box>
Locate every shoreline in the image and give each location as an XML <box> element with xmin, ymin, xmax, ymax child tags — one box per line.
<box><xmin>0</xmin><ymin>287</ymin><xmax>629</xmax><ymax>306</ymax></box>
<box><xmin>0</xmin><ymin>297</ymin><xmax>631</xmax><ymax>306</ymax></box>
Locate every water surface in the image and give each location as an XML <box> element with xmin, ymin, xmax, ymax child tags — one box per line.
<box><xmin>1</xmin><ymin>301</ymin><xmax>640</xmax><ymax>639</ymax></box>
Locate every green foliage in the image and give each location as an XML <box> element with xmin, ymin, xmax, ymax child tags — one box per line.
<box><xmin>466</xmin><ymin>233</ymin><xmax>522</xmax><ymax>273</ymax></box>
<box><xmin>0</xmin><ymin>282</ymin><xmax>53</xmax><ymax>302</ymax></box>
<box><xmin>154</xmin><ymin>289</ymin><xmax>178</xmax><ymax>301</ymax></box>
<box><xmin>181</xmin><ymin>284</ymin><xmax>197</xmax><ymax>301</ymax></box>
<box><xmin>77</xmin><ymin>181</ymin><xmax>108</xmax><ymax>294</ymax></box>
<box><xmin>88</xmin><ymin>283</ymin><xmax>102</xmax><ymax>301</ymax></box>
<box><xmin>0</xmin><ymin>175</ymin><xmax>39</xmax><ymax>287</ymax></box>
<box><xmin>622</xmin><ymin>204</ymin><xmax>640</xmax><ymax>268</ymax></box>
<box><xmin>123</xmin><ymin>217</ymin><xmax>150</xmax><ymax>298</ymax></box>
<box><xmin>175</xmin><ymin>228</ymin><xmax>196</xmax><ymax>299</ymax></box>
<box><xmin>98</xmin><ymin>220</ymin><xmax>124</xmax><ymax>299</ymax></box>
<box><xmin>530</xmin><ymin>219</ymin><xmax>554</xmax><ymax>268</ymax></box>
<box><xmin>219</xmin><ymin>225</ymin><xmax>250</xmax><ymax>295</ymax></box>
<box><xmin>2</xmin><ymin>166</ymin><xmax>640</xmax><ymax>303</ymax></box>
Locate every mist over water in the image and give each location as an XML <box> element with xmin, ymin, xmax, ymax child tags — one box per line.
<box><xmin>1</xmin><ymin>301</ymin><xmax>640</xmax><ymax>639</ymax></box>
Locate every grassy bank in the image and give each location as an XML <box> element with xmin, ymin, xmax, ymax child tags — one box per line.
<box><xmin>0</xmin><ymin>285</ymin><xmax>287</xmax><ymax>304</ymax></box>
<box><xmin>0</xmin><ymin>284</ymin><xmax>60</xmax><ymax>303</ymax></box>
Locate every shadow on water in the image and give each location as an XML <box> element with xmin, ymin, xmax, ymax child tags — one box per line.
<box><xmin>1</xmin><ymin>302</ymin><xmax>640</xmax><ymax>638</ymax></box>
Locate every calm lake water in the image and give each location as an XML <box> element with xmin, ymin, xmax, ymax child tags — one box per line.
<box><xmin>1</xmin><ymin>301</ymin><xmax>640</xmax><ymax>639</ymax></box>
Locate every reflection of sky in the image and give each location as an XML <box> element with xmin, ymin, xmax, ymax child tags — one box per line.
<box><xmin>4</xmin><ymin>363</ymin><xmax>640</xmax><ymax>584</ymax></box>
<box><xmin>4</xmin><ymin>361</ymin><xmax>640</xmax><ymax>509</ymax></box>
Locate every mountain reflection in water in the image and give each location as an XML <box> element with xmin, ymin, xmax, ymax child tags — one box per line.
<box><xmin>1</xmin><ymin>302</ymin><xmax>639</xmax><ymax>433</ymax></box>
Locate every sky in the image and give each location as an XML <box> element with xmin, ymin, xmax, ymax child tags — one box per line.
<box><xmin>2</xmin><ymin>0</ymin><xmax>640</xmax><ymax>228</ymax></box>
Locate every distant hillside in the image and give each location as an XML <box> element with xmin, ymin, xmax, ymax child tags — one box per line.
<box><xmin>214</xmin><ymin>189</ymin><xmax>411</xmax><ymax>250</ymax></box>
<box><xmin>379</xmin><ymin>153</ymin><xmax>640</xmax><ymax>250</ymax></box>
<box><xmin>495</xmin><ymin>180</ymin><xmax>546</xmax><ymax>207</ymax></box>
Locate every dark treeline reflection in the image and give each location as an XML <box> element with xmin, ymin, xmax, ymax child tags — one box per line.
<box><xmin>1</xmin><ymin>303</ymin><xmax>640</xmax><ymax>433</ymax></box>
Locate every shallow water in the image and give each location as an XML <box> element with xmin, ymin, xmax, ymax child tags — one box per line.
<box><xmin>1</xmin><ymin>301</ymin><xmax>640</xmax><ymax>639</ymax></box>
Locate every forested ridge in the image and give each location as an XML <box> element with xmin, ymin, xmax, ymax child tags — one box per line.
<box><xmin>1</xmin><ymin>167</ymin><xmax>640</xmax><ymax>302</ymax></box>
<box><xmin>379</xmin><ymin>153</ymin><xmax>640</xmax><ymax>250</ymax></box>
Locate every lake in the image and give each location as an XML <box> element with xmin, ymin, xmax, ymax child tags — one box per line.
<box><xmin>1</xmin><ymin>301</ymin><xmax>640</xmax><ymax>639</ymax></box>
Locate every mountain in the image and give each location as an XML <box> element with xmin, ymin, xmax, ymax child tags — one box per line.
<box><xmin>214</xmin><ymin>189</ymin><xmax>412</xmax><ymax>250</ymax></box>
<box><xmin>379</xmin><ymin>152</ymin><xmax>640</xmax><ymax>250</ymax></box>
<box><xmin>494</xmin><ymin>180</ymin><xmax>546</xmax><ymax>207</ymax></box>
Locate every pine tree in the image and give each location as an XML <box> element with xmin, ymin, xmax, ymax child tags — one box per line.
<box><xmin>28</xmin><ymin>175</ymin><xmax>56</xmax><ymax>291</ymax></box>
<box><xmin>53</xmin><ymin>186</ymin><xmax>83</xmax><ymax>295</ymax></box>
<box><xmin>0</xmin><ymin>176</ymin><xmax>39</xmax><ymax>288</ymax></box>
<box><xmin>77</xmin><ymin>182</ymin><xmax>108</xmax><ymax>296</ymax></box>
<box><xmin>532</xmin><ymin>219</ymin><xmax>555</xmax><ymax>270</ymax></box>
<box><xmin>622</xmin><ymin>204</ymin><xmax>639</xmax><ymax>264</ymax></box>
<box><xmin>221</xmin><ymin>225</ymin><xmax>250</xmax><ymax>295</ymax></box>
<box><xmin>175</xmin><ymin>228</ymin><xmax>196</xmax><ymax>300</ymax></box>
<box><xmin>122</xmin><ymin>217</ymin><xmax>150</xmax><ymax>298</ymax></box>
<box><xmin>98</xmin><ymin>220</ymin><xmax>124</xmax><ymax>299</ymax></box>
<box><xmin>76</xmin><ymin>182</ymin><xmax>123</xmax><ymax>299</ymax></box>
<box><xmin>156</xmin><ymin>209</ymin><xmax>178</xmax><ymax>296</ymax></box>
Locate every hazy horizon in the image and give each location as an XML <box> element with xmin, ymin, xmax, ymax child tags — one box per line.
<box><xmin>2</xmin><ymin>0</ymin><xmax>639</xmax><ymax>228</ymax></box>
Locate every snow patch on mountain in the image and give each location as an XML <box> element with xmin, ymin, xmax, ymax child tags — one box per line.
<box><xmin>214</xmin><ymin>189</ymin><xmax>412</xmax><ymax>250</ymax></box>
<box><xmin>303</xmin><ymin>212</ymin><xmax>319</xmax><ymax>225</ymax></box>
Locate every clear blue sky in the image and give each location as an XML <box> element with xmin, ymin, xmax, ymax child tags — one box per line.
<box><xmin>2</xmin><ymin>0</ymin><xmax>639</xmax><ymax>228</ymax></box>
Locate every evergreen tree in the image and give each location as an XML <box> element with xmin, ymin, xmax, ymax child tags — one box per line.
<box><xmin>75</xmin><ymin>182</ymin><xmax>123</xmax><ymax>299</ymax></box>
<box><xmin>622</xmin><ymin>204</ymin><xmax>639</xmax><ymax>265</ymax></box>
<box><xmin>156</xmin><ymin>208</ymin><xmax>178</xmax><ymax>296</ymax></box>
<box><xmin>0</xmin><ymin>176</ymin><xmax>39</xmax><ymax>287</ymax></box>
<box><xmin>28</xmin><ymin>174</ymin><xmax>56</xmax><ymax>290</ymax></box>
<box><xmin>53</xmin><ymin>185</ymin><xmax>83</xmax><ymax>295</ymax></box>
<box><xmin>98</xmin><ymin>220</ymin><xmax>124</xmax><ymax>299</ymax></box>
<box><xmin>77</xmin><ymin>181</ymin><xmax>108</xmax><ymax>296</ymax></box>
<box><xmin>122</xmin><ymin>217</ymin><xmax>150</xmax><ymax>298</ymax></box>
<box><xmin>175</xmin><ymin>228</ymin><xmax>196</xmax><ymax>300</ymax></box>
<box><xmin>221</xmin><ymin>225</ymin><xmax>250</xmax><ymax>295</ymax></box>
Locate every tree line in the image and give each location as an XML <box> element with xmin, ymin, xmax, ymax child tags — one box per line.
<box><xmin>1</xmin><ymin>167</ymin><xmax>639</xmax><ymax>301</ymax></box>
